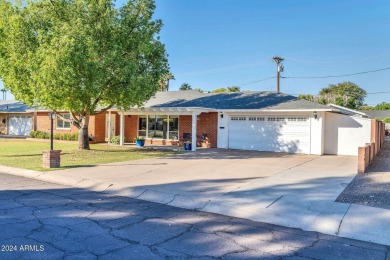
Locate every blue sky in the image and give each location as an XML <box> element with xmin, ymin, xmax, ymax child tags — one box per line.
<box><xmin>2</xmin><ymin>0</ymin><xmax>389</xmax><ymax>105</ymax></box>
<box><xmin>150</xmin><ymin>0</ymin><xmax>390</xmax><ymax>105</ymax></box>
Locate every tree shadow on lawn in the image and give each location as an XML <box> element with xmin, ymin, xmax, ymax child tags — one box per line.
<box><xmin>1</xmin><ymin>182</ymin><xmax>388</xmax><ymax>259</ymax></box>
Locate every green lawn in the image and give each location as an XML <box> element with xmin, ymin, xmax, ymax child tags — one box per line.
<box><xmin>0</xmin><ymin>139</ymin><xmax>177</xmax><ymax>171</ymax></box>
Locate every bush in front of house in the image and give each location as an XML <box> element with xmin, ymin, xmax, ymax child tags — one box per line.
<box><xmin>29</xmin><ymin>131</ymin><xmax>78</xmax><ymax>141</ymax></box>
<box><xmin>110</xmin><ymin>135</ymin><xmax>121</xmax><ymax>145</ymax></box>
<box><xmin>29</xmin><ymin>130</ymin><xmax>49</xmax><ymax>139</ymax></box>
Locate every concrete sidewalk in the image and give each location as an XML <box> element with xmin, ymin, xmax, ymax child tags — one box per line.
<box><xmin>1</xmin><ymin>151</ymin><xmax>390</xmax><ymax>246</ymax></box>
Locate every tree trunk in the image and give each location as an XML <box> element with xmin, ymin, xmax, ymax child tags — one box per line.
<box><xmin>78</xmin><ymin>115</ymin><xmax>90</xmax><ymax>150</ymax></box>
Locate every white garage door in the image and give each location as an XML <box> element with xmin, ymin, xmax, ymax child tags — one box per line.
<box><xmin>228</xmin><ymin>116</ymin><xmax>310</xmax><ymax>154</ymax></box>
<box><xmin>8</xmin><ymin>116</ymin><xmax>33</xmax><ymax>136</ymax></box>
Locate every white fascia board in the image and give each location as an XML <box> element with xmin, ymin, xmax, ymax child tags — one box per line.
<box><xmin>327</xmin><ymin>103</ymin><xmax>367</xmax><ymax>116</ymax></box>
<box><xmin>119</xmin><ymin>107</ymin><xmax>215</xmax><ymax>115</ymax></box>
<box><xmin>220</xmin><ymin>109</ymin><xmax>334</xmax><ymax>113</ymax></box>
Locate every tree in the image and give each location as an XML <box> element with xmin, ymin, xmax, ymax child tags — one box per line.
<box><xmin>193</xmin><ymin>88</ymin><xmax>204</xmax><ymax>93</ymax></box>
<box><xmin>299</xmin><ymin>82</ymin><xmax>366</xmax><ymax>109</ymax></box>
<box><xmin>358</xmin><ymin>105</ymin><xmax>374</xmax><ymax>110</ymax></box>
<box><xmin>159</xmin><ymin>72</ymin><xmax>174</xmax><ymax>91</ymax></box>
<box><xmin>227</xmin><ymin>86</ymin><xmax>240</xmax><ymax>92</ymax></box>
<box><xmin>0</xmin><ymin>0</ymin><xmax>168</xmax><ymax>149</ymax></box>
<box><xmin>179</xmin><ymin>83</ymin><xmax>192</xmax><ymax>91</ymax></box>
<box><xmin>212</xmin><ymin>86</ymin><xmax>241</xmax><ymax>93</ymax></box>
<box><xmin>374</xmin><ymin>102</ymin><xmax>390</xmax><ymax>110</ymax></box>
<box><xmin>319</xmin><ymin>82</ymin><xmax>366</xmax><ymax>109</ymax></box>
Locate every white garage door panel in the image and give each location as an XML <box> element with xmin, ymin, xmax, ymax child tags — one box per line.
<box><xmin>9</xmin><ymin>116</ymin><xmax>33</xmax><ymax>136</ymax></box>
<box><xmin>228</xmin><ymin>117</ymin><xmax>310</xmax><ymax>153</ymax></box>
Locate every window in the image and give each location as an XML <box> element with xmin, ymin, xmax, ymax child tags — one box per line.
<box><xmin>231</xmin><ymin>116</ymin><xmax>246</xmax><ymax>121</ymax></box>
<box><xmin>56</xmin><ymin>114</ymin><xmax>71</xmax><ymax>129</ymax></box>
<box><xmin>168</xmin><ymin>116</ymin><xmax>179</xmax><ymax>140</ymax></box>
<box><xmin>249</xmin><ymin>117</ymin><xmax>265</xmax><ymax>121</ymax></box>
<box><xmin>268</xmin><ymin>117</ymin><xmax>276</xmax><ymax>121</ymax></box>
<box><xmin>148</xmin><ymin>115</ymin><xmax>167</xmax><ymax>139</ymax></box>
<box><xmin>138</xmin><ymin>115</ymin><xmax>179</xmax><ymax>140</ymax></box>
<box><xmin>138</xmin><ymin>116</ymin><xmax>147</xmax><ymax>138</ymax></box>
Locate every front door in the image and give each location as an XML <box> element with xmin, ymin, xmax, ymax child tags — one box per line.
<box><xmin>105</xmin><ymin>114</ymin><xmax>116</xmax><ymax>140</ymax></box>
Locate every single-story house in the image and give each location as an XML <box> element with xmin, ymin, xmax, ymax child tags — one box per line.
<box><xmin>0</xmin><ymin>100</ymin><xmax>34</xmax><ymax>136</ymax></box>
<box><xmin>6</xmin><ymin>91</ymin><xmax>380</xmax><ymax>156</ymax></box>
<box><xmin>109</xmin><ymin>91</ymin><xmax>375</xmax><ymax>156</ymax></box>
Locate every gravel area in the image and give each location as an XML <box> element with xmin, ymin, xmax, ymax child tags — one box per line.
<box><xmin>337</xmin><ymin>138</ymin><xmax>390</xmax><ymax>209</ymax></box>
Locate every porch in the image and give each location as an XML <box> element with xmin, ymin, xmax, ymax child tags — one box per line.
<box><xmin>106</xmin><ymin>108</ymin><xmax>218</xmax><ymax>151</ymax></box>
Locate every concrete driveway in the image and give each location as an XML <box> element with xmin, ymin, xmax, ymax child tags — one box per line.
<box><xmin>46</xmin><ymin>149</ymin><xmax>323</xmax><ymax>208</ymax></box>
<box><xmin>4</xmin><ymin>148</ymin><xmax>390</xmax><ymax>245</ymax></box>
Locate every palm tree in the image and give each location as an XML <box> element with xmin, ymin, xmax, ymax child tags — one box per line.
<box><xmin>179</xmin><ymin>83</ymin><xmax>192</xmax><ymax>91</ymax></box>
<box><xmin>159</xmin><ymin>73</ymin><xmax>175</xmax><ymax>91</ymax></box>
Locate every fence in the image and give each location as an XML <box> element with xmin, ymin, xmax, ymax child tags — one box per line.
<box><xmin>357</xmin><ymin>119</ymin><xmax>386</xmax><ymax>173</ymax></box>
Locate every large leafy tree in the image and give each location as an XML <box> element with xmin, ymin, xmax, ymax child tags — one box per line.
<box><xmin>299</xmin><ymin>82</ymin><xmax>366</xmax><ymax>109</ymax></box>
<box><xmin>0</xmin><ymin>0</ymin><xmax>168</xmax><ymax>149</ymax></box>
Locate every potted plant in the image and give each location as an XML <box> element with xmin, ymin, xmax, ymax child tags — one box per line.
<box><xmin>135</xmin><ymin>136</ymin><xmax>145</xmax><ymax>147</ymax></box>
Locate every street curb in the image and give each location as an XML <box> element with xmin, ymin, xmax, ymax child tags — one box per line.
<box><xmin>0</xmin><ymin>165</ymin><xmax>209</xmax><ymax>210</ymax></box>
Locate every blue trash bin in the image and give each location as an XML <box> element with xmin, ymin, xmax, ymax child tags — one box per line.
<box><xmin>184</xmin><ymin>142</ymin><xmax>192</xmax><ymax>151</ymax></box>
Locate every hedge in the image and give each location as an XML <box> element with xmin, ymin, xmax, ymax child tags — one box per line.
<box><xmin>29</xmin><ymin>131</ymin><xmax>78</xmax><ymax>141</ymax></box>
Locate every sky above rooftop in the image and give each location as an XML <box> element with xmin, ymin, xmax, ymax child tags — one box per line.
<box><xmin>2</xmin><ymin>0</ymin><xmax>389</xmax><ymax>106</ymax></box>
<box><xmin>149</xmin><ymin>0</ymin><xmax>390</xmax><ymax>106</ymax></box>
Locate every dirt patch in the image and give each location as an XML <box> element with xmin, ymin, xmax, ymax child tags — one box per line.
<box><xmin>336</xmin><ymin>139</ymin><xmax>390</xmax><ymax>210</ymax></box>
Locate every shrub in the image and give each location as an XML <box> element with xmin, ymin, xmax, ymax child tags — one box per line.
<box><xmin>29</xmin><ymin>131</ymin><xmax>78</xmax><ymax>141</ymax></box>
<box><xmin>30</xmin><ymin>130</ymin><xmax>50</xmax><ymax>139</ymax></box>
<box><xmin>383</xmin><ymin>117</ymin><xmax>390</xmax><ymax>123</ymax></box>
<box><xmin>110</xmin><ymin>135</ymin><xmax>121</xmax><ymax>145</ymax></box>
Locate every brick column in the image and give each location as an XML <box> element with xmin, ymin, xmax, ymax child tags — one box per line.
<box><xmin>43</xmin><ymin>150</ymin><xmax>61</xmax><ymax>168</ymax></box>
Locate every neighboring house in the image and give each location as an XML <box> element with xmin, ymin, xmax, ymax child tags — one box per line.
<box><xmin>109</xmin><ymin>91</ymin><xmax>374</xmax><ymax>156</ymax></box>
<box><xmin>361</xmin><ymin>110</ymin><xmax>390</xmax><ymax>132</ymax></box>
<box><xmin>5</xmin><ymin>91</ymin><xmax>378</xmax><ymax>156</ymax></box>
<box><xmin>361</xmin><ymin>110</ymin><xmax>390</xmax><ymax>120</ymax></box>
<box><xmin>0</xmin><ymin>100</ymin><xmax>34</xmax><ymax>136</ymax></box>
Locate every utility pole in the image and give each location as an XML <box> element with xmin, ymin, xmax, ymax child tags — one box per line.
<box><xmin>1</xmin><ymin>89</ymin><xmax>6</xmax><ymax>100</ymax></box>
<box><xmin>272</xmin><ymin>56</ymin><xmax>284</xmax><ymax>93</ymax></box>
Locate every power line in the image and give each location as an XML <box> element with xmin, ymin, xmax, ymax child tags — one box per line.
<box><xmin>237</xmin><ymin>76</ymin><xmax>276</xmax><ymax>87</ymax></box>
<box><xmin>175</xmin><ymin>58</ymin><xmax>271</xmax><ymax>77</ymax></box>
<box><xmin>281</xmin><ymin>67</ymin><xmax>390</xmax><ymax>79</ymax></box>
<box><xmin>366</xmin><ymin>91</ymin><xmax>390</xmax><ymax>95</ymax></box>
<box><xmin>285</xmin><ymin>52</ymin><xmax>390</xmax><ymax>64</ymax></box>
<box><xmin>288</xmin><ymin>91</ymin><xmax>390</xmax><ymax>96</ymax></box>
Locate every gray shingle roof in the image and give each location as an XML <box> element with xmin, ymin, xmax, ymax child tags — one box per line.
<box><xmin>361</xmin><ymin>110</ymin><xmax>390</xmax><ymax>119</ymax></box>
<box><xmin>143</xmin><ymin>91</ymin><xmax>331</xmax><ymax>110</ymax></box>
<box><xmin>0</xmin><ymin>100</ymin><xmax>31</xmax><ymax>113</ymax></box>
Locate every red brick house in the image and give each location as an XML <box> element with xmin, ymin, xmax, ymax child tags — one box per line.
<box><xmin>11</xmin><ymin>90</ymin><xmax>381</xmax><ymax>156</ymax></box>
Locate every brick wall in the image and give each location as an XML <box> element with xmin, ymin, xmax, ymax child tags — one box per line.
<box><xmin>125</xmin><ymin>115</ymin><xmax>138</xmax><ymax>142</ymax></box>
<box><xmin>179</xmin><ymin>115</ymin><xmax>192</xmax><ymax>144</ymax></box>
<box><xmin>197</xmin><ymin>112</ymin><xmax>218</xmax><ymax>148</ymax></box>
<box><xmin>178</xmin><ymin>112</ymin><xmax>218</xmax><ymax>148</ymax></box>
<box><xmin>36</xmin><ymin>112</ymin><xmax>105</xmax><ymax>142</ymax></box>
<box><xmin>93</xmin><ymin>113</ymin><xmax>106</xmax><ymax>143</ymax></box>
<box><xmin>36</xmin><ymin>112</ymin><xmax>79</xmax><ymax>134</ymax></box>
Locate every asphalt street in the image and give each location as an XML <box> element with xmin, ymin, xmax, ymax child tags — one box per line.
<box><xmin>0</xmin><ymin>172</ymin><xmax>389</xmax><ymax>260</ymax></box>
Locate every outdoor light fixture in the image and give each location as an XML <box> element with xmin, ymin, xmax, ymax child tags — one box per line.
<box><xmin>48</xmin><ymin>112</ymin><xmax>56</xmax><ymax>150</ymax></box>
<box><xmin>313</xmin><ymin>111</ymin><xmax>318</xmax><ymax>119</ymax></box>
<box><xmin>220</xmin><ymin>111</ymin><xmax>224</xmax><ymax>118</ymax></box>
